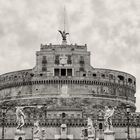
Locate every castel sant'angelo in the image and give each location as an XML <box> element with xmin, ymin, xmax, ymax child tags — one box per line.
<box><xmin>0</xmin><ymin>28</ymin><xmax>138</xmax><ymax>140</ymax></box>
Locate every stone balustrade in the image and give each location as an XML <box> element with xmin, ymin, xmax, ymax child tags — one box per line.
<box><xmin>1</xmin><ymin>118</ymin><xmax>140</xmax><ymax>127</ymax></box>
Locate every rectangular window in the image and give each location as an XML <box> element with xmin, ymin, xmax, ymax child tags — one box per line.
<box><xmin>42</xmin><ymin>56</ymin><xmax>47</xmax><ymax>64</ymax></box>
<box><xmin>55</xmin><ymin>55</ymin><xmax>59</xmax><ymax>65</ymax></box>
<box><xmin>43</xmin><ymin>56</ymin><xmax>46</xmax><ymax>59</ymax></box>
<box><xmin>42</xmin><ymin>67</ymin><xmax>47</xmax><ymax>72</ymax></box>
<box><xmin>80</xmin><ymin>56</ymin><xmax>84</xmax><ymax>61</ymax></box>
<box><xmin>79</xmin><ymin>67</ymin><xmax>84</xmax><ymax>72</ymax></box>
<box><xmin>54</xmin><ymin>69</ymin><xmax>59</xmax><ymax>76</ymax></box>
<box><xmin>67</xmin><ymin>55</ymin><xmax>72</xmax><ymax>64</ymax></box>
<box><xmin>67</xmin><ymin>69</ymin><xmax>72</xmax><ymax>76</ymax></box>
<box><xmin>61</xmin><ymin>69</ymin><xmax>66</xmax><ymax>76</ymax></box>
<box><xmin>79</xmin><ymin>56</ymin><xmax>84</xmax><ymax>65</ymax></box>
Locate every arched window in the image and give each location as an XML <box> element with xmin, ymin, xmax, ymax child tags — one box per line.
<box><xmin>134</xmin><ymin>81</ymin><xmax>136</xmax><ymax>85</ymax></box>
<box><xmin>18</xmin><ymin>137</ymin><xmax>22</xmax><ymax>140</ymax></box>
<box><xmin>118</xmin><ymin>75</ymin><xmax>124</xmax><ymax>81</ymax></box>
<box><xmin>62</xmin><ymin>112</ymin><xmax>66</xmax><ymax>118</ymax></box>
<box><xmin>101</xmin><ymin>74</ymin><xmax>105</xmax><ymax>78</ymax></box>
<box><xmin>128</xmin><ymin>78</ymin><xmax>132</xmax><ymax>84</ymax></box>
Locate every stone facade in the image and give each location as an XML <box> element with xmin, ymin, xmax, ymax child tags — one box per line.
<box><xmin>0</xmin><ymin>43</ymin><xmax>137</xmax><ymax>139</ymax></box>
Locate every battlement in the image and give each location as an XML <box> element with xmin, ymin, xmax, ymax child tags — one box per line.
<box><xmin>40</xmin><ymin>43</ymin><xmax>87</xmax><ymax>51</ymax></box>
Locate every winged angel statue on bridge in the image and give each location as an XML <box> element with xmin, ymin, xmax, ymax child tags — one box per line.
<box><xmin>16</xmin><ymin>107</ymin><xmax>25</xmax><ymax>130</ymax></box>
<box><xmin>104</xmin><ymin>106</ymin><xmax>115</xmax><ymax>130</ymax></box>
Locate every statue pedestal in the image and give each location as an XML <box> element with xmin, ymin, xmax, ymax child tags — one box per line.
<box><xmin>33</xmin><ymin>136</ymin><xmax>40</xmax><ymax>140</ymax></box>
<box><xmin>15</xmin><ymin>129</ymin><xmax>25</xmax><ymax>140</ymax></box>
<box><xmin>33</xmin><ymin>131</ymin><xmax>40</xmax><ymax>140</ymax></box>
<box><xmin>55</xmin><ymin>124</ymin><xmax>73</xmax><ymax>140</ymax></box>
<box><xmin>88</xmin><ymin>134</ymin><xmax>95</xmax><ymax>140</ymax></box>
<box><xmin>88</xmin><ymin>137</ymin><xmax>94</xmax><ymax>140</ymax></box>
<box><xmin>104</xmin><ymin>129</ymin><xmax>115</xmax><ymax>140</ymax></box>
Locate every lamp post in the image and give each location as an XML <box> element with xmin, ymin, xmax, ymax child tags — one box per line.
<box><xmin>94</xmin><ymin>120</ymin><xmax>98</xmax><ymax>140</ymax></box>
<box><xmin>126</xmin><ymin>104</ymin><xmax>130</xmax><ymax>140</ymax></box>
<box><xmin>133</xmin><ymin>114</ymin><xmax>137</xmax><ymax>140</ymax></box>
<box><xmin>135</xmin><ymin>114</ymin><xmax>140</xmax><ymax>140</ymax></box>
<box><xmin>31</xmin><ymin>127</ymin><xmax>33</xmax><ymax>140</ymax></box>
<box><xmin>1</xmin><ymin>106</ymin><xmax>7</xmax><ymax>140</ymax></box>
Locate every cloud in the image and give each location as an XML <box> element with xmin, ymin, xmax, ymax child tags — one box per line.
<box><xmin>0</xmin><ymin>0</ymin><xmax>140</xmax><ymax>111</ymax></box>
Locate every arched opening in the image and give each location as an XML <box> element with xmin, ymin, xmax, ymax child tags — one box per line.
<box><xmin>18</xmin><ymin>137</ymin><xmax>22</xmax><ymax>140</ymax></box>
<box><xmin>118</xmin><ymin>75</ymin><xmax>124</xmax><ymax>81</ymax></box>
<box><xmin>93</xmin><ymin>73</ymin><xmax>96</xmax><ymax>77</ymax></box>
<box><xmin>62</xmin><ymin>112</ymin><xmax>66</xmax><ymax>118</ymax></box>
<box><xmin>101</xmin><ymin>74</ymin><xmax>105</xmax><ymax>78</ymax></box>
<box><xmin>128</xmin><ymin>78</ymin><xmax>132</xmax><ymax>84</ymax></box>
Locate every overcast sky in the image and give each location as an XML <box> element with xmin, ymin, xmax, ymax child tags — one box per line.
<box><xmin>0</xmin><ymin>0</ymin><xmax>140</xmax><ymax>111</ymax></box>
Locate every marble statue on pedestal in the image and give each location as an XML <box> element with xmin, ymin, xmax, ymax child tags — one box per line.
<box><xmin>55</xmin><ymin>124</ymin><xmax>73</xmax><ymax>139</ymax></box>
<box><xmin>15</xmin><ymin>107</ymin><xmax>26</xmax><ymax>140</ymax></box>
<box><xmin>103</xmin><ymin>106</ymin><xmax>115</xmax><ymax>140</ymax></box>
<box><xmin>104</xmin><ymin>106</ymin><xmax>115</xmax><ymax>130</ymax></box>
<box><xmin>33</xmin><ymin>120</ymin><xmax>40</xmax><ymax>140</ymax></box>
<box><xmin>87</xmin><ymin>117</ymin><xmax>95</xmax><ymax>140</ymax></box>
<box><xmin>16</xmin><ymin>107</ymin><xmax>25</xmax><ymax>130</ymax></box>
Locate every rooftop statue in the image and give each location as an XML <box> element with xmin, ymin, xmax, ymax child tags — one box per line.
<box><xmin>16</xmin><ymin>107</ymin><xmax>25</xmax><ymax>130</ymax></box>
<box><xmin>58</xmin><ymin>30</ymin><xmax>69</xmax><ymax>42</ymax></box>
<box><xmin>104</xmin><ymin>106</ymin><xmax>115</xmax><ymax>130</ymax></box>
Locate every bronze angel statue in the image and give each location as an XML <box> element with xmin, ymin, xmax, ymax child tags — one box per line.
<box><xmin>58</xmin><ymin>30</ymin><xmax>69</xmax><ymax>41</ymax></box>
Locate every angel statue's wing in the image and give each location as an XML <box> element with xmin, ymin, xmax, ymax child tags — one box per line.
<box><xmin>58</xmin><ymin>30</ymin><xmax>62</xmax><ymax>35</ymax></box>
<box><xmin>109</xmin><ymin>108</ymin><xmax>115</xmax><ymax>117</ymax></box>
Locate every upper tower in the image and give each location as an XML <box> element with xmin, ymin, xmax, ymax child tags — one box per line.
<box><xmin>34</xmin><ymin>42</ymin><xmax>91</xmax><ymax>77</ymax></box>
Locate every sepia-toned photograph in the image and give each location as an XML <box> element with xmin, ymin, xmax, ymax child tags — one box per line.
<box><xmin>0</xmin><ymin>0</ymin><xmax>139</xmax><ymax>139</ymax></box>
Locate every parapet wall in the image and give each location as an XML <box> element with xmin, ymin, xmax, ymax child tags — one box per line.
<box><xmin>0</xmin><ymin>68</ymin><xmax>135</xmax><ymax>90</ymax></box>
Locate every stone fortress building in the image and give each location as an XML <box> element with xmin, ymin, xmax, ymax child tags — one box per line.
<box><xmin>0</xmin><ymin>30</ymin><xmax>138</xmax><ymax>140</ymax></box>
